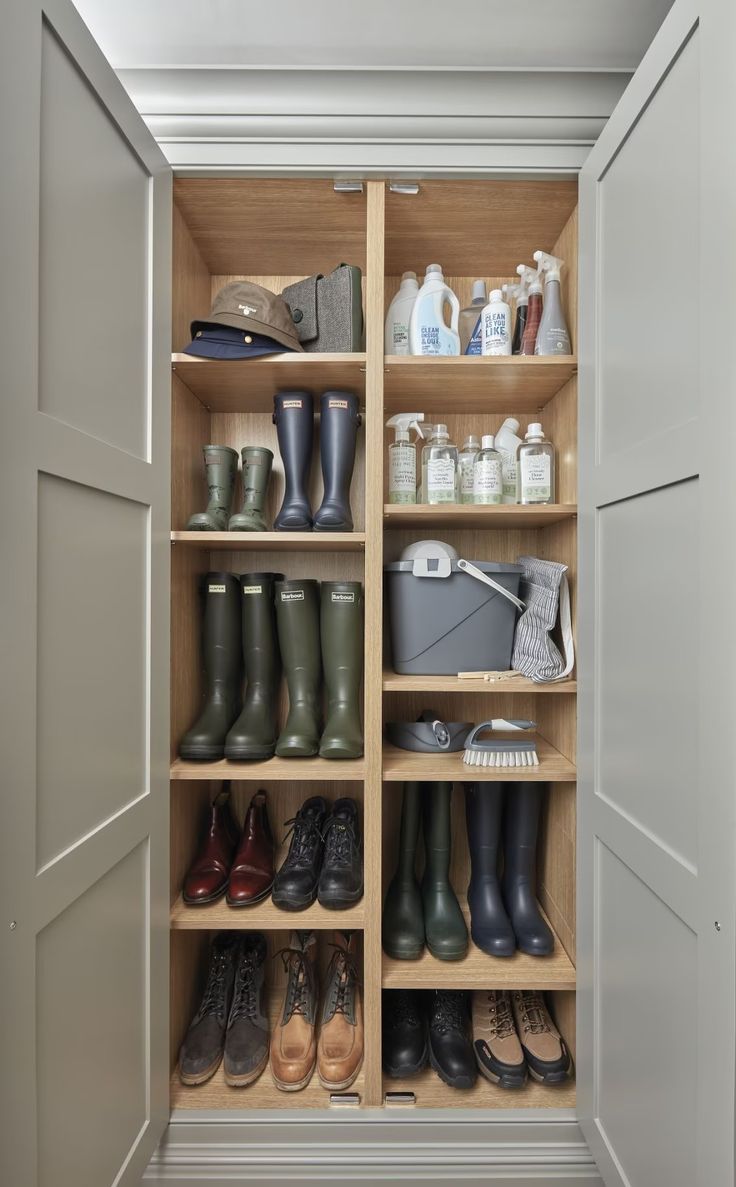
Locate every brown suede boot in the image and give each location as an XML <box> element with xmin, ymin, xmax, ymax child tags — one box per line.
<box><xmin>317</xmin><ymin>931</ymin><xmax>364</xmax><ymax>1091</ymax></box>
<box><xmin>270</xmin><ymin>931</ymin><xmax>318</xmax><ymax>1091</ymax></box>
<box><xmin>471</xmin><ymin>989</ymin><xmax>527</xmax><ymax>1089</ymax></box>
<box><xmin>511</xmin><ymin>990</ymin><xmax>571</xmax><ymax>1085</ymax></box>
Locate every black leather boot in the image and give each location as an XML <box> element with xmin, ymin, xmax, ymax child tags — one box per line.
<box><xmin>180</xmin><ymin>573</ymin><xmax>242</xmax><ymax>761</ymax></box>
<box><xmin>225</xmin><ymin>572</ymin><xmax>283</xmax><ymax>761</ymax></box>
<box><xmin>272</xmin><ymin>796</ymin><xmax>328</xmax><ymax>910</ymax></box>
<box><xmin>464</xmin><ymin>783</ymin><xmax>516</xmax><ymax>956</ymax></box>
<box><xmin>502</xmin><ymin>783</ymin><xmax>554</xmax><ymax>956</ymax></box>
<box><xmin>318</xmin><ymin>798</ymin><xmax>364</xmax><ymax>909</ymax></box>
<box><xmin>274</xmin><ymin>579</ymin><xmax>322</xmax><ymax>757</ymax></box>
<box><xmin>273</xmin><ymin>391</ymin><xmax>314</xmax><ymax>530</ymax></box>
<box><xmin>421</xmin><ymin>783</ymin><xmax>468</xmax><ymax>961</ymax></box>
<box><xmin>313</xmin><ymin>391</ymin><xmax>361</xmax><ymax>531</ymax></box>
<box><xmin>427</xmin><ymin>990</ymin><xmax>477</xmax><ymax>1089</ymax></box>
<box><xmin>178</xmin><ymin>932</ymin><xmax>238</xmax><ymax>1084</ymax></box>
<box><xmin>382</xmin><ymin>783</ymin><xmax>424</xmax><ymax>960</ymax></box>
<box><xmin>382</xmin><ymin>990</ymin><xmax>428</xmax><ymax>1077</ymax></box>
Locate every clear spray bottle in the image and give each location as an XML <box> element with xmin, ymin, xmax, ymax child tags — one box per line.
<box><xmin>386</xmin><ymin>413</ymin><xmax>425</xmax><ymax>504</ymax></box>
<box><xmin>532</xmin><ymin>251</ymin><xmax>571</xmax><ymax>355</ymax></box>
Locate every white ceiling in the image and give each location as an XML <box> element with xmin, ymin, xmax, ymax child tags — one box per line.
<box><xmin>74</xmin><ymin>0</ymin><xmax>674</xmax><ymax>71</ymax></box>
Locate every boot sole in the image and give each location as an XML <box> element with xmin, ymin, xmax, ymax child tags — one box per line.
<box><xmin>275</xmin><ymin>743</ymin><xmax>320</xmax><ymax>758</ymax></box>
<box><xmin>271</xmin><ymin>1063</ymin><xmax>316</xmax><ymax>1091</ymax></box>
<box><xmin>224</xmin><ymin>749</ymin><xmax>276</xmax><ymax>762</ymax></box>
<box><xmin>223</xmin><ymin>1048</ymin><xmax>269</xmax><ymax>1088</ymax></box>
<box><xmin>272</xmin><ymin>889</ymin><xmax>318</xmax><ymax>911</ymax></box>
<box><xmin>225</xmin><ymin>882</ymin><xmax>274</xmax><ymax>908</ymax></box>
<box><xmin>382</xmin><ymin>944</ymin><xmax>424</xmax><ymax>961</ymax></box>
<box><xmin>319</xmin><ymin>745</ymin><xmax>364</xmax><ymax>760</ymax></box>
<box><xmin>317</xmin><ymin>883</ymin><xmax>364</xmax><ymax>910</ymax></box>
<box><xmin>383</xmin><ymin>1043</ymin><xmax>429</xmax><ymax>1078</ymax></box>
<box><xmin>527</xmin><ymin>1064</ymin><xmax>570</xmax><ymax>1085</ymax></box>
<box><xmin>475</xmin><ymin>1059</ymin><xmax>527</xmax><ymax>1090</ymax></box>
<box><xmin>179</xmin><ymin>745</ymin><xmax>225</xmax><ymax>762</ymax></box>
<box><xmin>429</xmin><ymin>1045</ymin><xmax>476</xmax><ymax>1090</ymax></box>
<box><xmin>317</xmin><ymin>1058</ymin><xmax>363</xmax><ymax>1091</ymax></box>
<box><xmin>470</xmin><ymin>933</ymin><xmax>516</xmax><ymax>958</ymax></box>
<box><xmin>178</xmin><ymin>1054</ymin><xmax>223</xmax><ymax>1086</ymax></box>
<box><xmin>182</xmin><ymin>887</ymin><xmax>228</xmax><ymax>906</ymax></box>
<box><xmin>425</xmin><ymin>942</ymin><xmax>468</xmax><ymax>962</ymax></box>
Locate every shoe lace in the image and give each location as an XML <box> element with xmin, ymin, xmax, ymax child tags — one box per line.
<box><xmin>200</xmin><ymin>948</ymin><xmax>230</xmax><ymax>1017</ymax></box>
<box><xmin>276</xmin><ymin>946</ymin><xmax>313</xmax><ymax>1021</ymax></box>
<box><xmin>322</xmin><ymin>815</ymin><xmax>358</xmax><ymax>868</ymax></box>
<box><xmin>487</xmin><ymin>992</ymin><xmax>514</xmax><ymax>1040</ymax></box>
<box><xmin>281</xmin><ymin>814</ymin><xmax>322</xmax><ymax>869</ymax></box>
<box><xmin>432</xmin><ymin>991</ymin><xmax>466</xmax><ymax>1035</ymax></box>
<box><xmin>326</xmin><ymin>941</ymin><xmax>359</xmax><ymax>1016</ymax></box>
<box><xmin>229</xmin><ymin>952</ymin><xmax>260</xmax><ymax>1023</ymax></box>
<box><xmin>517</xmin><ymin>991</ymin><xmax>548</xmax><ymax>1035</ymax></box>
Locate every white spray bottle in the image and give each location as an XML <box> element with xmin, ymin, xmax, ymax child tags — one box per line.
<box><xmin>386</xmin><ymin>413</ymin><xmax>425</xmax><ymax>504</ymax></box>
<box><xmin>385</xmin><ymin>271</ymin><xmax>419</xmax><ymax>356</ymax></box>
<box><xmin>532</xmin><ymin>251</ymin><xmax>571</xmax><ymax>355</ymax></box>
<box><xmin>409</xmin><ymin>264</ymin><xmax>461</xmax><ymax>356</ymax></box>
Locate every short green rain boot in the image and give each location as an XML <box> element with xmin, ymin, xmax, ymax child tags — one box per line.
<box><xmin>186</xmin><ymin>445</ymin><xmax>239</xmax><ymax>531</ymax></box>
<box><xmin>229</xmin><ymin>447</ymin><xmax>273</xmax><ymax>532</ymax></box>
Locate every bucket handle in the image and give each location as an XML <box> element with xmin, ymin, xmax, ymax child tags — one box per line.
<box><xmin>457</xmin><ymin>557</ymin><xmax>526</xmax><ymax>612</ymax></box>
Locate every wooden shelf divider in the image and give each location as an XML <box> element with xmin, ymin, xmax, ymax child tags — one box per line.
<box><xmin>383</xmin><ymin>356</ymin><xmax>577</xmax><ymax>413</ymax></box>
<box><xmin>382</xmin><ymin>669</ymin><xmax>577</xmax><ymax>694</ymax></box>
<box><xmin>171</xmin><ymin>893</ymin><xmax>364</xmax><ymax>931</ymax></box>
<box><xmin>382</xmin><ymin>739</ymin><xmax>576</xmax><ymax>782</ymax></box>
<box><xmin>171</xmin><ymin>530</ymin><xmax>366</xmax><ymax>552</ymax></box>
<box><xmin>383</xmin><ymin>504</ymin><xmax>577</xmax><ymax>530</ymax></box>
<box><xmin>383</xmin><ymin>1067</ymin><xmax>575</xmax><ymax>1109</ymax></box>
<box><xmin>172</xmin><ymin>353</ymin><xmax>367</xmax><ymax>412</ymax></box>
<box><xmin>170</xmin><ymin>756</ymin><xmax>366</xmax><ymax>782</ymax></box>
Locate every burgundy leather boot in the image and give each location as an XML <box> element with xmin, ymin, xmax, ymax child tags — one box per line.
<box><xmin>183</xmin><ymin>785</ymin><xmax>239</xmax><ymax>905</ymax></box>
<box><xmin>227</xmin><ymin>790</ymin><xmax>275</xmax><ymax>906</ymax></box>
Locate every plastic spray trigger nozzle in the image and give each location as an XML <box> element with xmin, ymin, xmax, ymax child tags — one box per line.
<box><xmin>533</xmin><ymin>251</ymin><xmax>565</xmax><ymax>282</ymax></box>
<box><xmin>517</xmin><ymin>263</ymin><xmax>541</xmax><ymax>295</ymax></box>
<box><xmin>386</xmin><ymin>412</ymin><xmax>425</xmax><ymax>442</ymax></box>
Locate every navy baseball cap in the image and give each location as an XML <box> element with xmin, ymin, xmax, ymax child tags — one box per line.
<box><xmin>183</xmin><ymin>324</ymin><xmax>294</xmax><ymax>360</ymax></box>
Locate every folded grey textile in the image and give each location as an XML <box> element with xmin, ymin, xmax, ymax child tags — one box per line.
<box><xmin>282</xmin><ymin>264</ymin><xmax>363</xmax><ymax>352</ymax></box>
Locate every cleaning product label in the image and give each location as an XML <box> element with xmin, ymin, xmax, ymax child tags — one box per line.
<box><xmin>473</xmin><ymin>458</ymin><xmax>503</xmax><ymax>504</ymax></box>
<box><xmin>419</xmin><ymin>325</ymin><xmax>442</xmax><ymax>355</ymax></box>
<box><xmin>208</xmin><ymin>584</ymin><xmax>227</xmax><ymax>593</ymax></box>
<box><xmin>481</xmin><ymin>309</ymin><xmax>511</xmax><ymax>355</ymax></box>
<box><xmin>459</xmin><ymin>458</ymin><xmax>475</xmax><ymax>502</ymax></box>
<box><xmin>282</xmin><ymin>399</ymin><xmax>303</xmax><ymax>409</ymax></box>
<box><xmin>465</xmin><ymin>316</ymin><xmax>482</xmax><ymax>356</ymax></box>
<box><xmin>389</xmin><ymin>447</ymin><xmax>416</xmax><ymax>504</ymax></box>
<box><xmin>427</xmin><ymin>457</ymin><xmax>456</xmax><ymax>502</ymax></box>
<box><xmin>242</xmin><ymin>585</ymin><xmax>262</xmax><ymax>595</ymax></box>
<box><xmin>331</xmin><ymin>591</ymin><xmax>355</xmax><ymax>603</ymax></box>
<box><xmin>499</xmin><ymin>452</ymin><xmax>518</xmax><ymax>502</ymax></box>
<box><xmin>328</xmin><ymin>399</ymin><xmax>349</xmax><ymax>409</ymax></box>
<box><xmin>521</xmin><ymin>454</ymin><xmax>551</xmax><ymax>501</ymax></box>
<box><xmin>392</xmin><ymin>321</ymin><xmax>409</xmax><ymax>352</ymax></box>
<box><xmin>280</xmin><ymin>589</ymin><xmax>305</xmax><ymax>602</ymax></box>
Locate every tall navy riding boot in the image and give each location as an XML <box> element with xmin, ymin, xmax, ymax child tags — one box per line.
<box><xmin>502</xmin><ymin>783</ymin><xmax>554</xmax><ymax>956</ymax></box>
<box><xmin>313</xmin><ymin>391</ymin><xmax>361</xmax><ymax>532</ymax></box>
<box><xmin>273</xmin><ymin>391</ymin><xmax>314</xmax><ymax>531</ymax></box>
<box><xmin>464</xmin><ymin>783</ymin><xmax>516</xmax><ymax>956</ymax></box>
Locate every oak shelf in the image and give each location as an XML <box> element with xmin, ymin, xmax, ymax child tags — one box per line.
<box><xmin>171</xmin><ymin>893</ymin><xmax>365</xmax><ymax>931</ymax></box>
<box><xmin>170</xmin><ymin>756</ymin><xmax>366</xmax><ymax>782</ymax></box>
<box><xmin>383</xmin><ymin>356</ymin><xmax>577</xmax><ymax>414</ymax></box>
<box><xmin>383</xmin><ymin>503</ymin><xmax>577</xmax><ymax>530</ymax></box>
<box><xmin>382</xmin><ymin>670</ymin><xmax>577</xmax><ymax>694</ymax></box>
<box><xmin>382</xmin><ymin>739</ymin><xmax>576</xmax><ymax>782</ymax></box>
<box><xmin>171</xmin><ymin>530</ymin><xmax>366</xmax><ymax>552</ymax></box>
<box><xmin>383</xmin><ymin>1067</ymin><xmax>575</xmax><ymax>1110</ymax></box>
<box><xmin>172</xmin><ymin>352</ymin><xmax>367</xmax><ymax>413</ymax></box>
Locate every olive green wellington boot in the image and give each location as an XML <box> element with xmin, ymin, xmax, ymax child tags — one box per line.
<box><xmin>228</xmin><ymin>447</ymin><xmax>273</xmax><ymax>532</ymax></box>
<box><xmin>382</xmin><ymin>783</ymin><xmax>425</xmax><ymax>960</ymax></box>
<box><xmin>186</xmin><ymin>445</ymin><xmax>239</xmax><ymax>531</ymax></box>
<box><xmin>224</xmin><ymin>572</ymin><xmax>284</xmax><ymax>761</ymax></box>
<box><xmin>274</xmin><ymin>579</ymin><xmax>322</xmax><ymax>757</ymax></box>
<box><xmin>422</xmin><ymin>783</ymin><xmax>468</xmax><ymax>961</ymax></box>
<box><xmin>180</xmin><ymin>573</ymin><xmax>242</xmax><ymax>762</ymax></box>
<box><xmin>319</xmin><ymin>582</ymin><xmax>364</xmax><ymax>759</ymax></box>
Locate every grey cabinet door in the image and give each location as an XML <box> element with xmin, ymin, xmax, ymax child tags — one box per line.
<box><xmin>0</xmin><ymin>3</ymin><xmax>171</xmax><ymax>1185</ymax></box>
<box><xmin>578</xmin><ymin>1</ymin><xmax>736</xmax><ymax>1184</ymax></box>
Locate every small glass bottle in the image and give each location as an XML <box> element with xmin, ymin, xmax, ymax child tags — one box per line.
<box><xmin>473</xmin><ymin>435</ymin><xmax>503</xmax><ymax>505</ymax></box>
<box><xmin>423</xmin><ymin>424</ymin><xmax>459</xmax><ymax>505</ymax></box>
<box><xmin>458</xmin><ymin>434</ymin><xmax>480</xmax><ymax>505</ymax></box>
<box><xmin>519</xmin><ymin>422</ymin><xmax>555</xmax><ymax>504</ymax></box>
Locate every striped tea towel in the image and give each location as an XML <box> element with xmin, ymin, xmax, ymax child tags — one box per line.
<box><xmin>511</xmin><ymin>556</ymin><xmax>574</xmax><ymax>683</ymax></box>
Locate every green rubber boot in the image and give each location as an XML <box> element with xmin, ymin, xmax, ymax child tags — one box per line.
<box><xmin>319</xmin><ymin>581</ymin><xmax>364</xmax><ymax>759</ymax></box>
<box><xmin>422</xmin><ymin>783</ymin><xmax>468</xmax><ymax>961</ymax></box>
<box><xmin>186</xmin><ymin>445</ymin><xmax>239</xmax><ymax>531</ymax></box>
<box><xmin>382</xmin><ymin>783</ymin><xmax>424</xmax><ymax>960</ymax></box>
<box><xmin>228</xmin><ymin>447</ymin><xmax>273</xmax><ymax>532</ymax></box>
<box><xmin>274</xmin><ymin>579</ymin><xmax>322</xmax><ymax>757</ymax></box>
<box><xmin>224</xmin><ymin>572</ymin><xmax>284</xmax><ymax>761</ymax></box>
<box><xmin>179</xmin><ymin>572</ymin><xmax>242</xmax><ymax>761</ymax></box>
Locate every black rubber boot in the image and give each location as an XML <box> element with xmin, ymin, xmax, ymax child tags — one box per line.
<box><xmin>382</xmin><ymin>783</ymin><xmax>424</xmax><ymax>960</ymax></box>
<box><xmin>502</xmin><ymin>783</ymin><xmax>554</xmax><ymax>956</ymax></box>
<box><xmin>180</xmin><ymin>573</ymin><xmax>242</xmax><ymax>761</ymax></box>
<box><xmin>273</xmin><ymin>391</ymin><xmax>314</xmax><ymax>531</ymax></box>
<box><xmin>274</xmin><ymin>579</ymin><xmax>322</xmax><ymax>757</ymax></box>
<box><xmin>313</xmin><ymin>391</ymin><xmax>361</xmax><ymax>532</ymax></box>
<box><xmin>228</xmin><ymin>447</ymin><xmax>273</xmax><ymax>532</ymax></box>
<box><xmin>421</xmin><ymin>783</ymin><xmax>468</xmax><ymax>961</ymax></box>
<box><xmin>319</xmin><ymin>581</ymin><xmax>364</xmax><ymax>759</ymax></box>
<box><xmin>225</xmin><ymin>573</ymin><xmax>283</xmax><ymax>761</ymax></box>
<box><xmin>464</xmin><ymin>783</ymin><xmax>516</xmax><ymax>957</ymax></box>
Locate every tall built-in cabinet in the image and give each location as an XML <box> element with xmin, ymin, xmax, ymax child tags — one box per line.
<box><xmin>168</xmin><ymin>177</ymin><xmax>579</xmax><ymax>1110</ymax></box>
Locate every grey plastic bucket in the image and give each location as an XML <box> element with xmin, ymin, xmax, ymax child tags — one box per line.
<box><xmin>385</xmin><ymin>557</ymin><xmax>523</xmax><ymax>675</ymax></box>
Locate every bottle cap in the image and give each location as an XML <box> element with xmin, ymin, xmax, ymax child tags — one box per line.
<box><xmin>395</xmin><ymin>429</ymin><xmax>409</xmax><ymax>442</ymax></box>
<box><xmin>526</xmin><ymin>422</ymin><xmax>544</xmax><ymax>439</ymax></box>
<box><xmin>501</xmin><ymin>417</ymin><xmax>520</xmax><ymax>434</ymax></box>
<box><xmin>401</xmin><ymin>270</ymin><xmax>417</xmax><ymax>283</ymax></box>
<box><xmin>489</xmin><ymin>289</ymin><xmax>504</xmax><ymax>302</ymax></box>
<box><xmin>426</xmin><ymin>264</ymin><xmax>443</xmax><ymax>278</ymax></box>
<box><xmin>471</xmin><ymin>279</ymin><xmax>487</xmax><ymax>303</ymax></box>
<box><xmin>435</xmin><ymin>423</ymin><xmax>449</xmax><ymax>437</ymax></box>
<box><xmin>464</xmin><ymin>435</ymin><xmax>480</xmax><ymax>449</ymax></box>
<box><xmin>481</xmin><ymin>434</ymin><xmax>495</xmax><ymax>450</ymax></box>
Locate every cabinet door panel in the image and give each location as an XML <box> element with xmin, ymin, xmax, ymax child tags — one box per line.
<box><xmin>0</xmin><ymin>3</ymin><xmax>171</xmax><ymax>1185</ymax></box>
<box><xmin>578</xmin><ymin>2</ymin><xmax>736</xmax><ymax>1185</ymax></box>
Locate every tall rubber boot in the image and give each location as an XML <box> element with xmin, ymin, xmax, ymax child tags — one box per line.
<box><xmin>502</xmin><ymin>783</ymin><xmax>554</xmax><ymax>956</ymax></box>
<box><xmin>382</xmin><ymin>783</ymin><xmax>424</xmax><ymax>960</ymax></box>
<box><xmin>464</xmin><ymin>784</ymin><xmax>516</xmax><ymax>956</ymax></box>
<box><xmin>273</xmin><ymin>392</ymin><xmax>314</xmax><ymax>531</ymax></box>
<box><xmin>313</xmin><ymin>391</ymin><xmax>362</xmax><ymax>532</ymax></box>
<box><xmin>180</xmin><ymin>573</ymin><xmax>242</xmax><ymax>761</ymax></box>
<box><xmin>319</xmin><ymin>581</ymin><xmax>364</xmax><ymax>759</ymax></box>
<box><xmin>228</xmin><ymin>447</ymin><xmax>273</xmax><ymax>532</ymax></box>
<box><xmin>274</xmin><ymin>579</ymin><xmax>322</xmax><ymax>756</ymax></box>
<box><xmin>186</xmin><ymin>445</ymin><xmax>239</xmax><ymax>531</ymax></box>
<box><xmin>224</xmin><ymin>572</ymin><xmax>284</xmax><ymax>761</ymax></box>
<box><xmin>421</xmin><ymin>783</ymin><xmax>468</xmax><ymax>961</ymax></box>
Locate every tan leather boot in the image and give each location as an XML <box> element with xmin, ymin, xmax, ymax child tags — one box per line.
<box><xmin>471</xmin><ymin>990</ymin><xmax>527</xmax><ymax>1089</ymax></box>
<box><xmin>270</xmin><ymin>931</ymin><xmax>318</xmax><ymax>1091</ymax></box>
<box><xmin>511</xmin><ymin>990</ymin><xmax>571</xmax><ymax>1085</ymax></box>
<box><xmin>317</xmin><ymin>931</ymin><xmax>364</xmax><ymax>1090</ymax></box>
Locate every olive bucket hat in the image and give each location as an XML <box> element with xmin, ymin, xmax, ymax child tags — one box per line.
<box><xmin>184</xmin><ymin>281</ymin><xmax>304</xmax><ymax>358</ymax></box>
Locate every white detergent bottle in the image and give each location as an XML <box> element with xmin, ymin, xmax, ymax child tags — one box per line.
<box><xmin>494</xmin><ymin>417</ymin><xmax>522</xmax><ymax>503</ymax></box>
<box><xmin>385</xmin><ymin>271</ymin><xmax>419</xmax><ymax>355</ymax></box>
<box><xmin>409</xmin><ymin>265</ymin><xmax>461</xmax><ymax>356</ymax></box>
<box><xmin>481</xmin><ymin>289</ymin><xmax>512</xmax><ymax>356</ymax></box>
<box><xmin>532</xmin><ymin>251</ymin><xmax>571</xmax><ymax>355</ymax></box>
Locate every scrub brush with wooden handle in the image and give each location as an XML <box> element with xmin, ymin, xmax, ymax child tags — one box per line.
<box><xmin>463</xmin><ymin>719</ymin><xmax>539</xmax><ymax>768</ymax></box>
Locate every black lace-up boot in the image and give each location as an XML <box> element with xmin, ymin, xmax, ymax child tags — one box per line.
<box><xmin>318</xmin><ymin>798</ymin><xmax>363</xmax><ymax>909</ymax></box>
<box><xmin>427</xmin><ymin>989</ymin><xmax>477</xmax><ymax>1089</ymax></box>
<box><xmin>272</xmin><ymin>796</ymin><xmax>328</xmax><ymax>910</ymax></box>
<box><xmin>382</xmin><ymin>989</ymin><xmax>428</xmax><ymax>1078</ymax></box>
<box><xmin>223</xmin><ymin>933</ymin><xmax>269</xmax><ymax>1086</ymax></box>
<box><xmin>178</xmin><ymin>933</ymin><xmax>238</xmax><ymax>1085</ymax></box>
